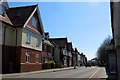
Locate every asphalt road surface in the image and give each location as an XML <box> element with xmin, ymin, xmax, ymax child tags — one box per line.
<box><xmin>3</xmin><ymin>66</ymin><xmax>108</xmax><ymax>79</ymax></box>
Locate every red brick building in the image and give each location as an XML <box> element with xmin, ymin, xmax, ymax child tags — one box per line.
<box><xmin>1</xmin><ymin>1</ymin><xmax>44</xmax><ymax>73</ymax></box>
<box><xmin>42</xmin><ymin>33</ymin><xmax>54</xmax><ymax>64</ymax></box>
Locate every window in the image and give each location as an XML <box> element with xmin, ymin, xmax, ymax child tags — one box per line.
<box><xmin>42</xmin><ymin>44</ymin><xmax>44</xmax><ymax>51</ymax></box>
<box><xmin>64</xmin><ymin>60</ymin><xmax>67</xmax><ymax>65</ymax></box>
<box><xmin>36</xmin><ymin>53</ymin><xmax>39</xmax><ymax>63</ymax></box>
<box><xmin>48</xmin><ymin>53</ymin><xmax>52</xmax><ymax>61</ymax></box>
<box><xmin>25</xmin><ymin>50</ymin><xmax>30</xmax><ymax>63</ymax></box>
<box><xmin>42</xmin><ymin>54</ymin><xmax>45</xmax><ymax>63</ymax></box>
<box><xmin>45</xmin><ymin>57</ymin><xmax>48</xmax><ymax>63</ymax></box>
<box><xmin>44</xmin><ymin>44</ymin><xmax>46</xmax><ymax>51</ymax></box>
<box><xmin>36</xmin><ymin>38</ymin><xmax>40</xmax><ymax>47</ymax></box>
<box><xmin>32</xmin><ymin>17</ymin><xmax>38</xmax><ymax>27</ymax></box>
<box><xmin>69</xmin><ymin>60</ymin><xmax>71</xmax><ymax>66</ymax></box>
<box><xmin>26</xmin><ymin>33</ymin><xmax>31</xmax><ymax>44</ymax></box>
<box><xmin>63</xmin><ymin>48</ymin><xmax>67</xmax><ymax>55</ymax></box>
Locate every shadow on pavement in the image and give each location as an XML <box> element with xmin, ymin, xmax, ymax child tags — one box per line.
<box><xmin>106</xmin><ymin>77</ymin><xmax>118</xmax><ymax>80</ymax></box>
<box><xmin>99</xmin><ymin>77</ymin><xmax>118</xmax><ymax>80</ymax></box>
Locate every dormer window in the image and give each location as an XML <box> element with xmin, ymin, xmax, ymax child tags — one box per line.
<box><xmin>0</xmin><ymin>5</ymin><xmax>6</xmax><ymax>16</ymax></box>
<box><xmin>32</xmin><ymin>16</ymin><xmax>38</xmax><ymax>27</ymax></box>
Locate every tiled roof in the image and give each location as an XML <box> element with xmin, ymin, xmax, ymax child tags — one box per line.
<box><xmin>49</xmin><ymin>38</ymin><xmax>67</xmax><ymax>48</ymax></box>
<box><xmin>0</xmin><ymin>14</ymin><xmax>13</xmax><ymax>25</ymax></box>
<box><xmin>6</xmin><ymin>5</ymin><xmax>37</xmax><ymax>27</ymax></box>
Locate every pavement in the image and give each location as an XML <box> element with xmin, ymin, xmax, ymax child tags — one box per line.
<box><xmin>2</xmin><ymin>67</ymin><xmax>74</xmax><ymax>78</ymax></box>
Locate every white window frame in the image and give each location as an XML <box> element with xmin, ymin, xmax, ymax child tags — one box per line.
<box><xmin>63</xmin><ymin>48</ymin><xmax>67</xmax><ymax>56</ymax></box>
<box><xmin>25</xmin><ymin>50</ymin><xmax>30</xmax><ymax>63</ymax></box>
<box><xmin>26</xmin><ymin>33</ymin><xmax>31</xmax><ymax>44</ymax></box>
<box><xmin>32</xmin><ymin>16</ymin><xmax>38</xmax><ymax>27</ymax></box>
<box><xmin>64</xmin><ymin>59</ymin><xmax>67</xmax><ymax>65</ymax></box>
<box><xmin>36</xmin><ymin>53</ymin><xmax>39</xmax><ymax>63</ymax></box>
<box><xmin>45</xmin><ymin>57</ymin><xmax>48</xmax><ymax>63</ymax></box>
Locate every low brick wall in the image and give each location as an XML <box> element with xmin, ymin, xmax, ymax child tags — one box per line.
<box><xmin>21</xmin><ymin>63</ymin><xmax>42</xmax><ymax>72</ymax></box>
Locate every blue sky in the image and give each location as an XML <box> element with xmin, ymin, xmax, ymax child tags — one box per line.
<box><xmin>8</xmin><ymin>1</ymin><xmax>112</xmax><ymax>60</ymax></box>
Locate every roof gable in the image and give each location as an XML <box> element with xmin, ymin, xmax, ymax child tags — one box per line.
<box><xmin>49</xmin><ymin>38</ymin><xmax>67</xmax><ymax>48</ymax></box>
<box><xmin>7</xmin><ymin>5</ymin><xmax>37</xmax><ymax>27</ymax></box>
<box><xmin>6</xmin><ymin>4</ymin><xmax>45</xmax><ymax>35</ymax></box>
<box><xmin>33</xmin><ymin>8</ymin><xmax>44</xmax><ymax>35</ymax></box>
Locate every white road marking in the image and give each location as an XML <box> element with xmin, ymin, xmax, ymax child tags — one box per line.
<box><xmin>89</xmin><ymin>68</ymin><xmax>100</xmax><ymax>79</ymax></box>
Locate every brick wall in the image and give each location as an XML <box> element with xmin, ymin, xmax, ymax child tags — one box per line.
<box><xmin>21</xmin><ymin>63</ymin><xmax>42</xmax><ymax>72</ymax></box>
<box><xmin>20</xmin><ymin>47</ymin><xmax>42</xmax><ymax>72</ymax></box>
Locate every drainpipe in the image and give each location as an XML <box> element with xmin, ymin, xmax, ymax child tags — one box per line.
<box><xmin>15</xmin><ymin>29</ymin><xmax>17</xmax><ymax>46</ymax></box>
<box><xmin>2</xmin><ymin>26</ymin><xmax>7</xmax><ymax>73</ymax></box>
<box><xmin>3</xmin><ymin>26</ymin><xmax>7</xmax><ymax>46</ymax></box>
<box><xmin>14</xmin><ymin>28</ymin><xmax>18</xmax><ymax>72</ymax></box>
<box><xmin>3</xmin><ymin>26</ymin><xmax>7</xmax><ymax>57</ymax></box>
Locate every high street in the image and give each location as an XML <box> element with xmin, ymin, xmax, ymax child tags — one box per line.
<box><xmin>3</xmin><ymin>67</ymin><xmax>107</xmax><ymax>79</ymax></box>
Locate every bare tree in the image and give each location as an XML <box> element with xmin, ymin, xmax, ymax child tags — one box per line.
<box><xmin>96</xmin><ymin>36</ymin><xmax>112</xmax><ymax>66</ymax></box>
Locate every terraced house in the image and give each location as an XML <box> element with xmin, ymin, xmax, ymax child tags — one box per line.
<box><xmin>49</xmin><ymin>38</ymin><xmax>68</xmax><ymax>67</ymax></box>
<box><xmin>67</xmin><ymin>42</ymin><xmax>73</xmax><ymax>67</ymax></box>
<box><xmin>42</xmin><ymin>32</ymin><xmax>54</xmax><ymax>69</ymax></box>
<box><xmin>1</xmin><ymin>1</ymin><xmax>45</xmax><ymax>73</ymax></box>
